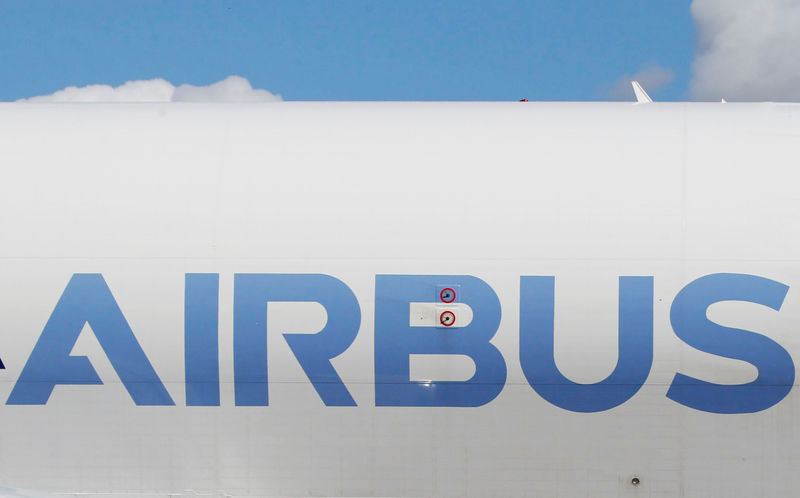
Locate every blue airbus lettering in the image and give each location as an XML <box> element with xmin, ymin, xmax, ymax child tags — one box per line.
<box><xmin>7</xmin><ymin>274</ymin><xmax>174</xmax><ymax>406</ymax></box>
<box><xmin>520</xmin><ymin>276</ymin><xmax>654</xmax><ymax>412</ymax></box>
<box><xmin>375</xmin><ymin>275</ymin><xmax>506</xmax><ymax>407</ymax></box>
<box><xmin>667</xmin><ymin>273</ymin><xmax>794</xmax><ymax>414</ymax></box>
<box><xmin>233</xmin><ymin>273</ymin><xmax>360</xmax><ymax>407</ymax></box>
<box><xmin>4</xmin><ymin>272</ymin><xmax>794</xmax><ymax>414</ymax></box>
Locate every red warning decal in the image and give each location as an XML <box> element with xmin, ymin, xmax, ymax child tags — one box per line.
<box><xmin>439</xmin><ymin>311</ymin><xmax>456</xmax><ymax>327</ymax></box>
<box><xmin>440</xmin><ymin>287</ymin><xmax>456</xmax><ymax>303</ymax></box>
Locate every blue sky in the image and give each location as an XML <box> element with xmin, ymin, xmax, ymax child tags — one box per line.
<box><xmin>1</xmin><ymin>1</ymin><xmax>696</xmax><ymax>101</ymax></box>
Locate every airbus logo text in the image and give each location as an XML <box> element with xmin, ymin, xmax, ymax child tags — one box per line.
<box><xmin>3</xmin><ymin>273</ymin><xmax>794</xmax><ymax>415</ymax></box>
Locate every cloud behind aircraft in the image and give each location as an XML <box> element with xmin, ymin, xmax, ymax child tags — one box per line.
<box><xmin>605</xmin><ymin>0</ymin><xmax>800</xmax><ymax>102</ymax></box>
<box><xmin>18</xmin><ymin>76</ymin><xmax>282</xmax><ymax>103</ymax></box>
<box><xmin>690</xmin><ymin>0</ymin><xmax>800</xmax><ymax>101</ymax></box>
<box><xmin>14</xmin><ymin>2</ymin><xmax>800</xmax><ymax>103</ymax></box>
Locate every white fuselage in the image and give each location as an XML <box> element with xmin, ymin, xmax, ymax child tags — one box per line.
<box><xmin>0</xmin><ymin>102</ymin><xmax>799</xmax><ymax>498</ymax></box>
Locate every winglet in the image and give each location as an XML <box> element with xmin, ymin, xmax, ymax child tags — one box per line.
<box><xmin>631</xmin><ymin>81</ymin><xmax>653</xmax><ymax>104</ymax></box>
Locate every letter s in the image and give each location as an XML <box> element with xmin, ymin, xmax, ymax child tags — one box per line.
<box><xmin>667</xmin><ymin>273</ymin><xmax>793</xmax><ymax>414</ymax></box>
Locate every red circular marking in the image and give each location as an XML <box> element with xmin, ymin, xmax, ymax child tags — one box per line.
<box><xmin>440</xmin><ymin>287</ymin><xmax>456</xmax><ymax>303</ymax></box>
<box><xmin>440</xmin><ymin>311</ymin><xmax>456</xmax><ymax>327</ymax></box>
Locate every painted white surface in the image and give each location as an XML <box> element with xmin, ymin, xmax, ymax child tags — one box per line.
<box><xmin>0</xmin><ymin>102</ymin><xmax>798</xmax><ymax>497</ymax></box>
<box><xmin>408</xmin><ymin>303</ymin><xmax>472</xmax><ymax>328</ymax></box>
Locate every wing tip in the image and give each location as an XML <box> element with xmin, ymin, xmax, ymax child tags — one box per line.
<box><xmin>631</xmin><ymin>81</ymin><xmax>653</xmax><ymax>104</ymax></box>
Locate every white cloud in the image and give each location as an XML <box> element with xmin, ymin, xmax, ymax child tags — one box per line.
<box><xmin>690</xmin><ymin>0</ymin><xmax>800</xmax><ymax>101</ymax></box>
<box><xmin>18</xmin><ymin>75</ymin><xmax>282</xmax><ymax>103</ymax></box>
<box><xmin>172</xmin><ymin>76</ymin><xmax>281</xmax><ymax>102</ymax></box>
<box><xmin>603</xmin><ymin>65</ymin><xmax>675</xmax><ymax>101</ymax></box>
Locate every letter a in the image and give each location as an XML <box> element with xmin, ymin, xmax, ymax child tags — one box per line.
<box><xmin>7</xmin><ymin>274</ymin><xmax>174</xmax><ymax>405</ymax></box>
